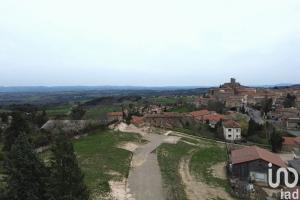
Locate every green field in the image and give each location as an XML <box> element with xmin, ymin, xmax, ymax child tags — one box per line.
<box><xmin>46</xmin><ymin>104</ymin><xmax>73</xmax><ymax>117</ymax></box>
<box><xmin>157</xmin><ymin>142</ymin><xmax>193</xmax><ymax>200</ymax></box>
<box><xmin>83</xmin><ymin>105</ymin><xmax>122</xmax><ymax>120</ymax></box>
<box><xmin>39</xmin><ymin>129</ymin><xmax>142</xmax><ymax>199</ymax></box>
<box><xmin>73</xmin><ymin>130</ymin><xmax>142</xmax><ymax>198</ymax></box>
<box><xmin>151</xmin><ymin>96</ymin><xmax>178</xmax><ymax>105</ymax></box>
<box><xmin>157</xmin><ymin>138</ymin><xmax>230</xmax><ymax>200</ymax></box>
<box><xmin>173</xmin><ymin>125</ymin><xmax>217</xmax><ymax>139</ymax></box>
<box><xmin>190</xmin><ymin>144</ymin><xmax>229</xmax><ymax>190</ymax></box>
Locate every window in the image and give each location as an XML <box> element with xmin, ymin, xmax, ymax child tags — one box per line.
<box><xmin>228</xmin><ymin>134</ymin><xmax>232</xmax><ymax>138</ymax></box>
<box><xmin>228</xmin><ymin>129</ymin><xmax>232</xmax><ymax>132</ymax></box>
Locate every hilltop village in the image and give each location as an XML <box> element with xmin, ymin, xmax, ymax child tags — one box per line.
<box><xmin>1</xmin><ymin>79</ymin><xmax>300</xmax><ymax>200</ymax></box>
<box><xmin>104</xmin><ymin>78</ymin><xmax>300</xmax><ymax>199</ymax></box>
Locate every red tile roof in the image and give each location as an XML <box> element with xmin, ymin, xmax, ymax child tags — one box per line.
<box><xmin>283</xmin><ymin>137</ymin><xmax>298</xmax><ymax>145</ymax></box>
<box><xmin>144</xmin><ymin>112</ymin><xmax>185</xmax><ymax>118</ymax></box>
<box><xmin>223</xmin><ymin>120</ymin><xmax>241</xmax><ymax>128</ymax></box>
<box><xmin>107</xmin><ymin>112</ymin><xmax>123</xmax><ymax>116</ymax></box>
<box><xmin>231</xmin><ymin>146</ymin><xmax>286</xmax><ymax>167</ymax></box>
<box><xmin>131</xmin><ymin>116</ymin><xmax>144</xmax><ymax>126</ymax></box>
<box><xmin>283</xmin><ymin>136</ymin><xmax>300</xmax><ymax>145</ymax></box>
<box><xmin>203</xmin><ymin>113</ymin><xmax>224</xmax><ymax>122</ymax></box>
<box><xmin>190</xmin><ymin>109</ymin><xmax>211</xmax><ymax>118</ymax></box>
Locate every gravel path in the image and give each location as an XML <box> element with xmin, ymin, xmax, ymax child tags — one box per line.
<box><xmin>127</xmin><ymin>134</ymin><xmax>169</xmax><ymax>200</ymax></box>
<box><xmin>115</xmin><ymin>123</ymin><xmax>180</xmax><ymax>200</ymax></box>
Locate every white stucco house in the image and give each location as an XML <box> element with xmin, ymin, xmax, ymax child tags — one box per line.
<box><xmin>223</xmin><ymin>120</ymin><xmax>241</xmax><ymax>141</ymax></box>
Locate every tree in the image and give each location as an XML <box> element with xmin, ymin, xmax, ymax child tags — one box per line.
<box><xmin>2</xmin><ymin>112</ymin><xmax>30</xmax><ymax>152</ymax></box>
<box><xmin>239</xmin><ymin>119</ymin><xmax>249</xmax><ymax>138</ymax></box>
<box><xmin>247</xmin><ymin>118</ymin><xmax>262</xmax><ymax>137</ymax></box>
<box><xmin>47</xmin><ymin>133</ymin><xmax>89</xmax><ymax>200</ymax></box>
<box><xmin>269</xmin><ymin>128</ymin><xmax>283</xmax><ymax>153</ymax></box>
<box><xmin>34</xmin><ymin>110</ymin><xmax>49</xmax><ymax>127</ymax></box>
<box><xmin>207</xmin><ymin>100</ymin><xmax>225</xmax><ymax>114</ymax></box>
<box><xmin>70</xmin><ymin>105</ymin><xmax>86</xmax><ymax>120</ymax></box>
<box><xmin>261</xmin><ymin>98</ymin><xmax>273</xmax><ymax>114</ymax></box>
<box><xmin>3</xmin><ymin>133</ymin><xmax>49</xmax><ymax>200</ymax></box>
<box><xmin>283</xmin><ymin>93</ymin><xmax>296</xmax><ymax>108</ymax></box>
<box><xmin>215</xmin><ymin>120</ymin><xmax>224</xmax><ymax>140</ymax></box>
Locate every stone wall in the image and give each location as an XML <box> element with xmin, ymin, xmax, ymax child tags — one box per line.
<box><xmin>144</xmin><ymin>113</ymin><xmax>196</xmax><ymax>129</ymax></box>
<box><xmin>41</xmin><ymin>119</ymin><xmax>108</xmax><ymax>135</ymax></box>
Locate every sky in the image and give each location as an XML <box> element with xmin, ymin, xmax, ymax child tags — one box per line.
<box><xmin>0</xmin><ymin>0</ymin><xmax>300</xmax><ymax>87</ymax></box>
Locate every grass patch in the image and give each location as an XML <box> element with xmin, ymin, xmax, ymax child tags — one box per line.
<box><xmin>74</xmin><ymin>130</ymin><xmax>142</xmax><ymax>197</ymax></box>
<box><xmin>83</xmin><ymin>105</ymin><xmax>121</xmax><ymax>120</ymax></box>
<box><xmin>40</xmin><ymin>129</ymin><xmax>142</xmax><ymax>198</ymax></box>
<box><xmin>46</xmin><ymin>104</ymin><xmax>72</xmax><ymax>117</ymax></box>
<box><xmin>173</xmin><ymin>125</ymin><xmax>216</xmax><ymax>139</ymax></box>
<box><xmin>190</xmin><ymin>144</ymin><xmax>230</xmax><ymax>190</ymax></box>
<box><xmin>157</xmin><ymin>142</ymin><xmax>194</xmax><ymax>200</ymax></box>
<box><xmin>158</xmin><ymin>139</ymin><xmax>232</xmax><ymax>200</ymax></box>
<box><xmin>151</xmin><ymin>96</ymin><xmax>178</xmax><ymax>105</ymax></box>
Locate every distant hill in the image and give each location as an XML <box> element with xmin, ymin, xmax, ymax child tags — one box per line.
<box><xmin>0</xmin><ymin>86</ymin><xmax>207</xmax><ymax>93</ymax></box>
<box><xmin>0</xmin><ymin>87</ymin><xmax>209</xmax><ymax>107</ymax></box>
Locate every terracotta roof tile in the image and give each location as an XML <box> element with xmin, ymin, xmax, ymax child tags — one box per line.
<box><xmin>190</xmin><ymin>109</ymin><xmax>211</xmax><ymax>118</ymax></box>
<box><xmin>131</xmin><ymin>116</ymin><xmax>144</xmax><ymax>125</ymax></box>
<box><xmin>231</xmin><ymin>146</ymin><xmax>286</xmax><ymax>167</ymax></box>
<box><xmin>283</xmin><ymin>137</ymin><xmax>298</xmax><ymax>145</ymax></box>
<box><xmin>283</xmin><ymin>136</ymin><xmax>300</xmax><ymax>145</ymax></box>
<box><xmin>107</xmin><ymin>112</ymin><xmax>123</xmax><ymax>116</ymax></box>
<box><xmin>203</xmin><ymin>113</ymin><xmax>224</xmax><ymax>122</ymax></box>
<box><xmin>223</xmin><ymin>120</ymin><xmax>240</xmax><ymax>128</ymax></box>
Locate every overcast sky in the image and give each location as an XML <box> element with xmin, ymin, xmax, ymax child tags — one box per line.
<box><xmin>0</xmin><ymin>0</ymin><xmax>300</xmax><ymax>87</ymax></box>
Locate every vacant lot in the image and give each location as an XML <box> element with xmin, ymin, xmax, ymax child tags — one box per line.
<box><xmin>157</xmin><ymin>138</ymin><xmax>233</xmax><ymax>200</ymax></box>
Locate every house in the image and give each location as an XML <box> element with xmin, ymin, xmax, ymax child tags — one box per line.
<box><xmin>296</xmin><ymin>96</ymin><xmax>300</xmax><ymax>109</ymax></box>
<box><xmin>282</xmin><ymin>136</ymin><xmax>300</xmax><ymax>151</ymax></box>
<box><xmin>287</xmin><ymin>118</ymin><xmax>300</xmax><ymax>129</ymax></box>
<box><xmin>193</xmin><ymin>96</ymin><xmax>216</xmax><ymax>108</ymax></box>
<box><xmin>144</xmin><ymin>112</ymin><xmax>194</xmax><ymax>129</ymax></box>
<box><xmin>190</xmin><ymin>109</ymin><xmax>211</xmax><ymax>120</ymax></box>
<box><xmin>131</xmin><ymin>116</ymin><xmax>144</xmax><ymax>127</ymax></box>
<box><xmin>190</xmin><ymin>109</ymin><xmax>224</xmax><ymax>128</ymax></box>
<box><xmin>288</xmin><ymin>159</ymin><xmax>300</xmax><ymax>178</ymax></box>
<box><xmin>223</xmin><ymin>120</ymin><xmax>241</xmax><ymax>141</ymax></box>
<box><xmin>230</xmin><ymin>146</ymin><xmax>286</xmax><ymax>185</ymax></box>
<box><xmin>203</xmin><ymin>113</ymin><xmax>224</xmax><ymax>128</ymax></box>
<box><xmin>106</xmin><ymin>112</ymin><xmax>123</xmax><ymax>122</ymax></box>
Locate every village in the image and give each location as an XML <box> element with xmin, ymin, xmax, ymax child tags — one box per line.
<box><xmin>103</xmin><ymin>78</ymin><xmax>300</xmax><ymax>200</ymax></box>
<box><xmin>1</xmin><ymin>78</ymin><xmax>300</xmax><ymax>200</ymax></box>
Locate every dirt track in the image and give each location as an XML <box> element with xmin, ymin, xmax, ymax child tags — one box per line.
<box><xmin>127</xmin><ymin>134</ymin><xmax>167</xmax><ymax>200</ymax></box>
<box><xmin>115</xmin><ymin>124</ymin><xmax>180</xmax><ymax>200</ymax></box>
<box><xmin>179</xmin><ymin>152</ymin><xmax>233</xmax><ymax>200</ymax></box>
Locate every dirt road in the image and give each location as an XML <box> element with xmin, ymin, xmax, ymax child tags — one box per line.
<box><xmin>115</xmin><ymin>123</ymin><xmax>180</xmax><ymax>200</ymax></box>
<box><xmin>128</xmin><ymin>134</ymin><xmax>167</xmax><ymax>200</ymax></box>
